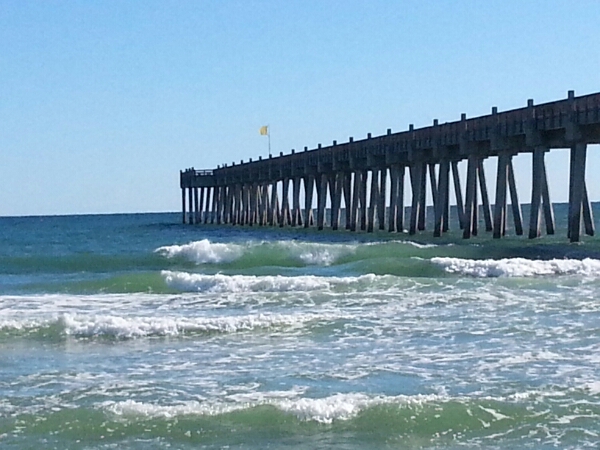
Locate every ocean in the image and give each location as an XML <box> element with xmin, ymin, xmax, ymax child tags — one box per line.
<box><xmin>2</xmin><ymin>205</ymin><xmax>600</xmax><ymax>449</ymax></box>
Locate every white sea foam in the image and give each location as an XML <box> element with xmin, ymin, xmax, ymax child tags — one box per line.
<box><xmin>0</xmin><ymin>317</ymin><xmax>48</xmax><ymax>331</ymax></box>
<box><xmin>282</xmin><ymin>241</ymin><xmax>356</xmax><ymax>266</ymax></box>
<box><xmin>583</xmin><ymin>381</ymin><xmax>600</xmax><ymax>395</ymax></box>
<box><xmin>59</xmin><ymin>311</ymin><xmax>326</xmax><ymax>338</ymax></box>
<box><xmin>155</xmin><ymin>239</ymin><xmax>244</xmax><ymax>264</ymax></box>
<box><xmin>161</xmin><ymin>270</ymin><xmax>386</xmax><ymax>293</ymax></box>
<box><xmin>431</xmin><ymin>257</ymin><xmax>600</xmax><ymax>278</ymax></box>
<box><xmin>384</xmin><ymin>240</ymin><xmax>439</xmax><ymax>249</ymax></box>
<box><xmin>102</xmin><ymin>392</ymin><xmax>446</xmax><ymax>423</ymax></box>
<box><xmin>162</xmin><ymin>271</ymin><xmax>329</xmax><ymax>292</ymax></box>
<box><xmin>276</xmin><ymin>392</ymin><xmax>443</xmax><ymax>423</ymax></box>
<box><xmin>103</xmin><ymin>399</ymin><xmax>240</xmax><ymax>418</ymax></box>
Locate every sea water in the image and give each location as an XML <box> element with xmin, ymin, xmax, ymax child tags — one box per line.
<box><xmin>2</xmin><ymin>207</ymin><xmax>600</xmax><ymax>449</ymax></box>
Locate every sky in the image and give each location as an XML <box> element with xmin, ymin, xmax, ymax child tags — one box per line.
<box><xmin>1</xmin><ymin>0</ymin><xmax>600</xmax><ymax>216</ymax></box>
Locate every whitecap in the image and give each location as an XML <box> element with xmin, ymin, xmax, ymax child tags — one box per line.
<box><xmin>431</xmin><ymin>257</ymin><xmax>600</xmax><ymax>278</ymax></box>
<box><xmin>155</xmin><ymin>239</ymin><xmax>243</xmax><ymax>264</ymax></box>
<box><xmin>59</xmin><ymin>311</ymin><xmax>329</xmax><ymax>338</ymax></box>
<box><xmin>162</xmin><ymin>271</ymin><xmax>331</xmax><ymax>293</ymax></box>
<box><xmin>280</xmin><ymin>241</ymin><xmax>357</xmax><ymax>266</ymax></box>
<box><xmin>102</xmin><ymin>392</ymin><xmax>446</xmax><ymax>423</ymax></box>
<box><xmin>161</xmin><ymin>270</ymin><xmax>388</xmax><ymax>293</ymax></box>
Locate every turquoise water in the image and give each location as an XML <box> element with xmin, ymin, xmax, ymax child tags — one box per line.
<box><xmin>2</xmin><ymin>207</ymin><xmax>600</xmax><ymax>449</ymax></box>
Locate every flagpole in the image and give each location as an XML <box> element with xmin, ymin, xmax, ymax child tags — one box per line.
<box><xmin>260</xmin><ymin>125</ymin><xmax>271</xmax><ymax>157</ymax></box>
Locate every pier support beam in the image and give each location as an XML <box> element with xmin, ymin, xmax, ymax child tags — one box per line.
<box><xmin>269</xmin><ymin>181</ymin><xmax>280</xmax><ymax>226</ymax></box>
<box><xmin>507</xmin><ymin>159</ymin><xmax>523</xmax><ymax>235</ymax></box>
<box><xmin>343</xmin><ymin>172</ymin><xmax>352</xmax><ymax>230</ymax></box>
<box><xmin>194</xmin><ymin>187</ymin><xmax>200</xmax><ymax>224</ymax></box>
<box><xmin>388</xmin><ymin>165</ymin><xmax>399</xmax><ymax>232</ymax></box>
<box><xmin>188</xmin><ymin>185</ymin><xmax>194</xmax><ymax>224</ymax></box>
<box><xmin>429</xmin><ymin>163</ymin><xmax>438</xmax><ymax>213</ymax></box>
<box><xmin>202</xmin><ymin>187</ymin><xmax>210</xmax><ymax>224</ymax></box>
<box><xmin>493</xmin><ymin>154</ymin><xmax>509</xmax><ymax>238</ymax></box>
<box><xmin>451</xmin><ymin>161</ymin><xmax>465</xmax><ymax>229</ymax></box>
<box><xmin>193</xmin><ymin>188</ymin><xmax>199</xmax><ymax>224</ymax></box>
<box><xmin>368</xmin><ymin>169</ymin><xmax>379</xmax><ymax>232</ymax></box>
<box><xmin>247</xmin><ymin>184</ymin><xmax>252</xmax><ymax>225</ymax></box>
<box><xmin>218</xmin><ymin>186</ymin><xmax>224</xmax><ymax>225</ymax></box>
<box><xmin>541</xmin><ymin>162</ymin><xmax>555</xmax><ymax>236</ymax></box>
<box><xmin>478</xmin><ymin>160</ymin><xmax>493</xmax><ymax>232</ymax></box>
<box><xmin>214</xmin><ymin>186</ymin><xmax>220</xmax><ymax>225</ymax></box>
<box><xmin>528</xmin><ymin>148</ymin><xmax>543</xmax><ymax>238</ymax></box>
<box><xmin>359</xmin><ymin>170</ymin><xmax>368</xmax><ymax>231</ymax></box>
<box><xmin>397</xmin><ymin>165</ymin><xmax>405</xmax><ymax>232</ymax></box>
<box><xmin>418</xmin><ymin>163</ymin><xmax>427</xmax><ymax>231</ymax></box>
<box><xmin>223</xmin><ymin>186</ymin><xmax>229</xmax><ymax>224</ymax></box>
<box><xmin>234</xmin><ymin>185</ymin><xmax>242</xmax><ymax>225</ymax></box>
<box><xmin>463</xmin><ymin>156</ymin><xmax>478</xmax><ymax>239</ymax></box>
<box><xmin>225</xmin><ymin>186</ymin><xmax>231</xmax><ymax>224</ymax></box>
<box><xmin>331</xmin><ymin>172</ymin><xmax>342</xmax><ymax>230</ymax></box>
<box><xmin>292</xmin><ymin>177</ymin><xmax>302</xmax><ymax>227</ymax></box>
<box><xmin>211</xmin><ymin>186</ymin><xmax>218</xmax><ymax>224</ymax></box>
<box><xmin>257</xmin><ymin>184</ymin><xmax>263</xmax><ymax>225</ymax></box>
<box><xmin>583</xmin><ymin>184</ymin><xmax>595</xmax><ymax>236</ymax></box>
<box><xmin>528</xmin><ymin>148</ymin><xmax>555</xmax><ymax>238</ymax></box>
<box><xmin>181</xmin><ymin>188</ymin><xmax>187</xmax><ymax>224</ymax></box>
<box><xmin>409</xmin><ymin>163</ymin><xmax>423</xmax><ymax>235</ymax></box>
<box><xmin>568</xmin><ymin>143</ymin><xmax>588</xmax><ymax>242</ymax></box>
<box><xmin>231</xmin><ymin>185</ymin><xmax>237</xmax><ymax>225</ymax></box>
<box><xmin>199</xmin><ymin>188</ymin><xmax>205</xmax><ymax>224</ymax></box>
<box><xmin>223</xmin><ymin>186</ymin><xmax>231</xmax><ymax>224</ymax></box>
<box><xmin>261</xmin><ymin>184</ymin><xmax>268</xmax><ymax>225</ymax></box>
<box><xmin>251</xmin><ymin>184</ymin><xmax>259</xmax><ymax>226</ymax></box>
<box><xmin>230</xmin><ymin>185</ymin><xmax>237</xmax><ymax>224</ymax></box>
<box><xmin>303</xmin><ymin>175</ymin><xmax>315</xmax><ymax>228</ymax></box>
<box><xmin>243</xmin><ymin>185</ymin><xmax>250</xmax><ymax>225</ymax></box>
<box><xmin>280</xmin><ymin>178</ymin><xmax>290</xmax><ymax>227</ymax></box>
<box><xmin>317</xmin><ymin>173</ymin><xmax>328</xmax><ymax>230</ymax></box>
<box><xmin>239</xmin><ymin>185</ymin><xmax>246</xmax><ymax>225</ymax></box>
<box><xmin>378</xmin><ymin>168</ymin><xmax>387</xmax><ymax>230</ymax></box>
<box><xmin>350</xmin><ymin>171</ymin><xmax>361</xmax><ymax>231</ymax></box>
<box><xmin>433</xmin><ymin>160</ymin><xmax>450</xmax><ymax>237</ymax></box>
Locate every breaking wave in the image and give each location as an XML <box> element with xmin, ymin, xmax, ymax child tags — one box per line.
<box><xmin>103</xmin><ymin>392</ymin><xmax>448</xmax><ymax>424</ymax></box>
<box><xmin>5</xmin><ymin>389</ymin><xmax>599</xmax><ymax>448</ymax></box>
<box><xmin>431</xmin><ymin>256</ymin><xmax>600</xmax><ymax>278</ymax></box>
<box><xmin>161</xmin><ymin>270</ymin><xmax>393</xmax><ymax>293</ymax></box>
<box><xmin>155</xmin><ymin>239</ymin><xmax>439</xmax><ymax>268</ymax></box>
<box><xmin>0</xmin><ymin>311</ymin><xmax>334</xmax><ymax>339</ymax></box>
<box><xmin>155</xmin><ymin>239</ymin><xmax>244</xmax><ymax>264</ymax></box>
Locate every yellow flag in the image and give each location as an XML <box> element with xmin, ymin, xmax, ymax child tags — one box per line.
<box><xmin>259</xmin><ymin>125</ymin><xmax>269</xmax><ymax>136</ymax></box>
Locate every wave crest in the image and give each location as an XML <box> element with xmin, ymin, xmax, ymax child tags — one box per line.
<box><xmin>103</xmin><ymin>392</ymin><xmax>446</xmax><ymax>424</ymax></box>
<box><xmin>155</xmin><ymin>239</ymin><xmax>356</xmax><ymax>266</ymax></box>
<box><xmin>155</xmin><ymin>239</ymin><xmax>243</xmax><ymax>264</ymax></box>
<box><xmin>60</xmin><ymin>312</ymin><xmax>328</xmax><ymax>338</ymax></box>
<box><xmin>431</xmin><ymin>257</ymin><xmax>600</xmax><ymax>278</ymax></box>
<box><xmin>0</xmin><ymin>312</ymin><xmax>332</xmax><ymax>339</ymax></box>
<box><xmin>161</xmin><ymin>270</ymin><xmax>385</xmax><ymax>293</ymax></box>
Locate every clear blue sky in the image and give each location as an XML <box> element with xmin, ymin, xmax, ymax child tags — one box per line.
<box><xmin>2</xmin><ymin>0</ymin><xmax>600</xmax><ymax>216</ymax></box>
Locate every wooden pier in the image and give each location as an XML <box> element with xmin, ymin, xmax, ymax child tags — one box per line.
<box><xmin>180</xmin><ymin>91</ymin><xmax>600</xmax><ymax>242</ymax></box>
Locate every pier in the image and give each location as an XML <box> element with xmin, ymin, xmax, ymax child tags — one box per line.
<box><xmin>180</xmin><ymin>91</ymin><xmax>600</xmax><ymax>242</ymax></box>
